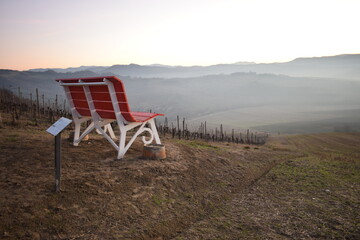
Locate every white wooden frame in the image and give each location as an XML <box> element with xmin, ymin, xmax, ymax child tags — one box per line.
<box><xmin>59</xmin><ymin>78</ymin><xmax>162</xmax><ymax>159</ymax></box>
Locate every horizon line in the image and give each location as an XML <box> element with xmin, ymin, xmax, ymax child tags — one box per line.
<box><xmin>1</xmin><ymin>53</ymin><xmax>359</xmax><ymax>71</ymax></box>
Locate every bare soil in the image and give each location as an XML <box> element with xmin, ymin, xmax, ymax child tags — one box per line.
<box><xmin>0</xmin><ymin>118</ymin><xmax>359</xmax><ymax>239</ymax></box>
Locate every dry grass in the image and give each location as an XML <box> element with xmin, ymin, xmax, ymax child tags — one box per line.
<box><xmin>0</xmin><ymin>112</ymin><xmax>359</xmax><ymax>239</ymax></box>
<box><xmin>177</xmin><ymin>133</ymin><xmax>360</xmax><ymax>239</ymax></box>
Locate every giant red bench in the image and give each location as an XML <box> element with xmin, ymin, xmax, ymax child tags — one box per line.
<box><xmin>56</xmin><ymin>76</ymin><xmax>164</xmax><ymax>159</ymax></box>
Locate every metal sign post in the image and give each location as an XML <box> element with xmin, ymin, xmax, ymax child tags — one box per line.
<box><xmin>55</xmin><ymin>132</ymin><xmax>61</xmax><ymax>192</ymax></box>
<box><xmin>46</xmin><ymin>117</ymin><xmax>72</xmax><ymax>192</ymax></box>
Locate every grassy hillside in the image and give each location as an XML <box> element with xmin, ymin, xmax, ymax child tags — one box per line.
<box><xmin>0</xmin><ymin>112</ymin><xmax>359</xmax><ymax>239</ymax></box>
<box><xmin>189</xmin><ymin>106</ymin><xmax>360</xmax><ymax>133</ymax></box>
<box><xmin>178</xmin><ymin>133</ymin><xmax>360</xmax><ymax>239</ymax></box>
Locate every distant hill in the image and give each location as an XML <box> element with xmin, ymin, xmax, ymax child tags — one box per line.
<box><xmin>2</xmin><ymin>53</ymin><xmax>360</xmax><ymax>133</ymax></box>
<box><xmin>1</xmin><ymin>69</ymin><xmax>360</xmax><ymax>132</ymax></box>
<box><xmin>28</xmin><ymin>54</ymin><xmax>360</xmax><ymax>80</ymax></box>
<box><xmin>0</xmin><ymin>69</ymin><xmax>98</xmax><ymax>97</ymax></box>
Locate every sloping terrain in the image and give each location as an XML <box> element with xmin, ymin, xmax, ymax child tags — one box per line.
<box><xmin>0</xmin><ymin>118</ymin><xmax>359</xmax><ymax>239</ymax></box>
<box><xmin>0</xmin><ymin>119</ymin><xmax>296</xmax><ymax>239</ymax></box>
<box><xmin>177</xmin><ymin>133</ymin><xmax>360</xmax><ymax>239</ymax></box>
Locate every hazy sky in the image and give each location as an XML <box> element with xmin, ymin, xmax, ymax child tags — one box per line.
<box><xmin>1</xmin><ymin>0</ymin><xmax>359</xmax><ymax>70</ymax></box>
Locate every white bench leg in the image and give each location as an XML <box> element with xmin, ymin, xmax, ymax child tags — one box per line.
<box><xmin>96</xmin><ymin>124</ymin><xmax>117</xmax><ymax>140</ymax></box>
<box><xmin>114</xmin><ymin>120</ymin><xmax>161</xmax><ymax>159</ymax></box>
<box><xmin>149</xmin><ymin>119</ymin><xmax>161</xmax><ymax>144</ymax></box>
<box><xmin>73</xmin><ymin>120</ymin><xmax>81</xmax><ymax>146</ymax></box>
<box><xmin>73</xmin><ymin>117</ymin><xmax>95</xmax><ymax>146</ymax></box>
<box><xmin>106</xmin><ymin>124</ymin><xmax>117</xmax><ymax>140</ymax></box>
<box><xmin>117</xmin><ymin>129</ymin><xmax>127</xmax><ymax>159</ymax></box>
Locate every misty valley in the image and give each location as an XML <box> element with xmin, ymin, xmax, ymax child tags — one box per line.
<box><xmin>1</xmin><ymin>54</ymin><xmax>360</xmax><ymax>134</ymax></box>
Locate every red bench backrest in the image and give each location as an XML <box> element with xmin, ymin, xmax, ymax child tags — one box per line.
<box><xmin>56</xmin><ymin>76</ymin><xmax>137</xmax><ymax>122</ymax></box>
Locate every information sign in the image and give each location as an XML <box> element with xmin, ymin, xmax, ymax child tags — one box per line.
<box><xmin>46</xmin><ymin>117</ymin><xmax>72</xmax><ymax>136</ymax></box>
<box><xmin>46</xmin><ymin>117</ymin><xmax>72</xmax><ymax>192</ymax></box>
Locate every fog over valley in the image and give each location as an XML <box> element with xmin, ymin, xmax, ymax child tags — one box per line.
<box><xmin>1</xmin><ymin>54</ymin><xmax>360</xmax><ymax>134</ymax></box>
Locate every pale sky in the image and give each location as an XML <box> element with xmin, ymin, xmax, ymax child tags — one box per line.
<box><xmin>0</xmin><ymin>0</ymin><xmax>359</xmax><ymax>70</ymax></box>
